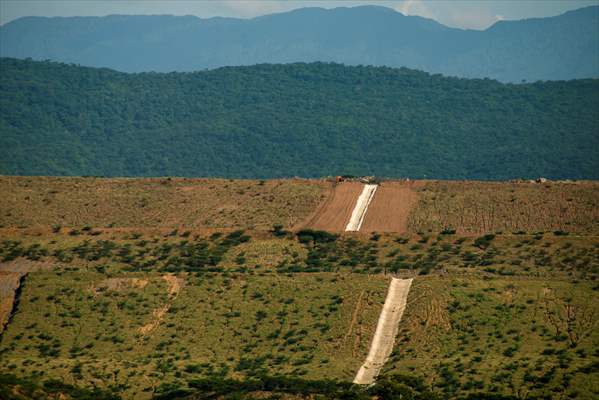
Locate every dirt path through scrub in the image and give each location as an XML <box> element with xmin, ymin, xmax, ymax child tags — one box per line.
<box><xmin>303</xmin><ymin>182</ymin><xmax>364</xmax><ymax>232</ymax></box>
<box><xmin>353</xmin><ymin>277</ymin><xmax>413</xmax><ymax>384</ymax></box>
<box><xmin>139</xmin><ymin>274</ymin><xmax>184</xmax><ymax>336</ymax></box>
<box><xmin>360</xmin><ymin>181</ymin><xmax>420</xmax><ymax>233</ymax></box>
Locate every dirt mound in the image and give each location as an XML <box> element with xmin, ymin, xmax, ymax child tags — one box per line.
<box><xmin>360</xmin><ymin>181</ymin><xmax>420</xmax><ymax>233</ymax></box>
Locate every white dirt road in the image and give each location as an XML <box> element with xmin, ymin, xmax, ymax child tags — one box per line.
<box><xmin>353</xmin><ymin>277</ymin><xmax>413</xmax><ymax>384</ymax></box>
<box><xmin>345</xmin><ymin>184</ymin><xmax>378</xmax><ymax>232</ymax></box>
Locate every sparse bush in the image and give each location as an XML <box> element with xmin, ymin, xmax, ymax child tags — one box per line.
<box><xmin>474</xmin><ymin>234</ymin><xmax>496</xmax><ymax>249</ymax></box>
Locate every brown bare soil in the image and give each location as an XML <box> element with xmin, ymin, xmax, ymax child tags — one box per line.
<box><xmin>360</xmin><ymin>181</ymin><xmax>421</xmax><ymax>233</ymax></box>
<box><xmin>407</xmin><ymin>180</ymin><xmax>599</xmax><ymax>235</ymax></box>
<box><xmin>0</xmin><ymin>176</ymin><xmax>327</xmax><ymax>230</ymax></box>
<box><xmin>303</xmin><ymin>182</ymin><xmax>363</xmax><ymax>232</ymax></box>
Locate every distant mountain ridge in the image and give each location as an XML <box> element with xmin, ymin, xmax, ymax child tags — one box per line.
<box><xmin>1</xmin><ymin>5</ymin><xmax>598</xmax><ymax>82</ymax></box>
<box><xmin>1</xmin><ymin>58</ymin><xmax>598</xmax><ymax>179</ymax></box>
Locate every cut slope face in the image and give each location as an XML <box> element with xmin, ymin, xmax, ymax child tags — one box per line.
<box><xmin>360</xmin><ymin>181</ymin><xmax>420</xmax><ymax>233</ymax></box>
<box><xmin>354</xmin><ymin>277</ymin><xmax>413</xmax><ymax>384</ymax></box>
<box><xmin>304</xmin><ymin>182</ymin><xmax>364</xmax><ymax>232</ymax></box>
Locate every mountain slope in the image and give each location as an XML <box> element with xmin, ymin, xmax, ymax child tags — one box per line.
<box><xmin>1</xmin><ymin>5</ymin><xmax>598</xmax><ymax>82</ymax></box>
<box><xmin>1</xmin><ymin>58</ymin><xmax>598</xmax><ymax>179</ymax></box>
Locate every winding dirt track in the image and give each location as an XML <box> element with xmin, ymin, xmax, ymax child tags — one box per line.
<box><xmin>353</xmin><ymin>277</ymin><xmax>413</xmax><ymax>384</ymax></box>
<box><xmin>302</xmin><ymin>182</ymin><xmax>363</xmax><ymax>232</ymax></box>
<box><xmin>360</xmin><ymin>181</ymin><xmax>420</xmax><ymax>233</ymax></box>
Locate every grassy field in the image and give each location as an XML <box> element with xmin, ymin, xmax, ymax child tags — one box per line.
<box><xmin>0</xmin><ymin>265</ymin><xmax>388</xmax><ymax>398</ymax></box>
<box><xmin>0</xmin><ymin>229</ymin><xmax>597</xmax><ymax>398</ymax></box>
<box><xmin>385</xmin><ymin>275</ymin><xmax>599</xmax><ymax>399</ymax></box>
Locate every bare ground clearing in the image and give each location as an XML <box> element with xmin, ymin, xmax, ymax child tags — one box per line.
<box><xmin>360</xmin><ymin>181</ymin><xmax>421</xmax><ymax>233</ymax></box>
<box><xmin>303</xmin><ymin>182</ymin><xmax>363</xmax><ymax>232</ymax></box>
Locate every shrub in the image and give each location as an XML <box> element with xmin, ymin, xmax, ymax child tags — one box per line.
<box><xmin>553</xmin><ymin>230</ymin><xmax>569</xmax><ymax>236</ymax></box>
<box><xmin>271</xmin><ymin>224</ymin><xmax>288</xmax><ymax>237</ymax></box>
<box><xmin>474</xmin><ymin>234</ymin><xmax>496</xmax><ymax>249</ymax></box>
<box><xmin>296</xmin><ymin>229</ymin><xmax>338</xmax><ymax>244</ymax></box>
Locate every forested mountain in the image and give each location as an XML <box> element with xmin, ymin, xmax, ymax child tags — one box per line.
<box><xmin>1</xmin><ymin>5</ymin><xmax>598</xmax><ymax>82</ymax></box>
<box><xmin>1</xmin><ymin>58</ymin><xmax>598</xmax><ymax>179</ymax></box>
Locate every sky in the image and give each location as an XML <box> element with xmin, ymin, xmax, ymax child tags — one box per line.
<box><xmin>1</xmin><ymin>0</ymin><xmax>598</xmax><ymax>29</ymax></box>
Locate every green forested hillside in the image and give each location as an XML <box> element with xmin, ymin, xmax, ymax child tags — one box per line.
<box><xmin>1</xmin><ymin>58</ymin><xmax>598</xmax><ymax>179</ymax></box>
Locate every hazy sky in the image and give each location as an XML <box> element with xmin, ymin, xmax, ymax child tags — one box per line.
<box><xmin>1</xmin><ymin>0</ymin><xmax>598</xmax><ymax>29</ymax></box>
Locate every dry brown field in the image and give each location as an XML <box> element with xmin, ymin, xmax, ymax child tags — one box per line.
<box><xmin>1</xmin><ymin>177</ymin><xmax>598</xmax><ymax>237</ymax></box>
<box><xmin>408</xmin><ymin>180</ymin><xmax>599</xmax><ymax>235</ymax></box>
<box><xmin>360</xmin><ymin>180</ymin><xmax>422</xmax><ymax>233</ymax></box>
<box><xmin>0</xmin><ymin>176</ymin><xmax>328</xmax><ymax>231</ymax></box>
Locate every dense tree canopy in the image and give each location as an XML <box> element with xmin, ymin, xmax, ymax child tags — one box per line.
<box><xmin>1</xmin><ymin>58</ymin><xmax>598</xmax><ymax>179</ymax></box>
